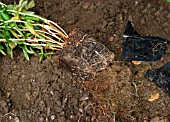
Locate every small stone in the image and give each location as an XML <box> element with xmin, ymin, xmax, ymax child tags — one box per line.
<box><xmin>14</xmin><ymin>117</ymin><xmax>20</xmax><ymax>122</ymax></box>
<box><xmin>79</xmin><ymin>108</ymin><xmax>83</xmax><ymax>113</ymax></box>
<box><xmin>109</xmin><ymin>37</ymin><xmax>114</xmax><ymax>42</ymax></box>
<box><xmin>6</xmin><ymin>92</ymin><xmax>11</xmax><ymax>98</ymax></box>
<box><xmin>82</xmin><ymin>1</ymin><xmax>90</xmax><ymax>9</ymax></box>
<box><xmin>50</xmin><ymin>115</ymin><xmax>55</xmax><ymax>120</ymax></box>
<box><xmin>119</xmin><ymin>14</ymin><xmax>123</xmax><ymax>21</ymax></box>
<box><xmin>70</xmin><ymin>115</ymin><xmax>74</xmax><ymax>119</ymax></box>
<box><xmin>60</xmin><ymin>111</ymin><xmax>64</xmax><ymax>116</ymax></box>
<box><xmin>39</xmin><ymin>117</ymin><xmax>44</xmax><ymax>122</ymax></box>
<box><xmin>32</xmin><ymin>79</ymin><xmax>36</xmax><ymax>82</ymax></box>
<box><xmin>80</xmin><ymin>94</ymin><xmax>89</xmax><ymax>101</ymax></box>
<box><xmin>135</xmin><ymin>1</ymin><xmax>138</xmax><ymax>6</ymax></box>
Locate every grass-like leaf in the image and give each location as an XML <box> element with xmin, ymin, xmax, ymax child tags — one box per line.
<box><xmin>25</xmin><ymin>0</ymin><xmax>35</xmax><ymax>10</ymax></box>
<box><xmin>22</xmin><ymin>15</ymin><xmax>40</xmax><ymax>21</ymax></box>
<box><xmin>22</xmin><ymin>46</ymin><xmax>30</xmax><ymax>61</ymax></box>
<box><xmin>5</xmin><ymin>43</ymin><xmax>13</xmax><ymax>58</ymax></box>
<box><xmin>0</xmin><ymin>49</ymin><xmax>6</xmax><ymax>55</ymax></box>
<box><xmin>0</xmin><ymin>43</ymin><xmax>6</xmax><ymax>55</ymax></box>
<box><xmin>18</xmin><ymin>0</ymin><xmax>28</xmax><ymax>11</ymax></box>
<box><xmin>24</xmin><ymin>45</ymin><xmax>36</xmax><ymax>54</ymax></box>
<box><xmin>25</xmin><ymin>21</ymin><xmax>39</xmax><ymax>37</ymax></box>
<box><xmin>1</xmin><ymin>12</ymin><xmax>10</xmax><ymax>21</ymax></box>
<box><xmin>9</xmin><ymin>29</ymin><xmax>19</xmax><ymax>38</ymax></box>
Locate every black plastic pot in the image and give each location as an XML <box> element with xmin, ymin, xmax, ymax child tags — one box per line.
<box><xmin>122</xmin><ymin>21</ymin><xmax>167</xmax><ymax>61</ymax></box>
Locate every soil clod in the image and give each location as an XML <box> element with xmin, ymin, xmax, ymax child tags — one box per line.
<box><xmin>59</xmin><ymin>31</ymin><xmax>114</xmax><ymax>80</ymax></box>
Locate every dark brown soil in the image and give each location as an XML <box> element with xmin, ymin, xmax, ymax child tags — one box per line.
<box><xmin>0</xmin><ymin>0</ymin><xmax>170</xmax><ymax>122</ymax></box>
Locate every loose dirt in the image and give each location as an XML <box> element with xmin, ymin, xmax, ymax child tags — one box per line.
<box><xmin>0</xmin><ymin>0</ymin><xmax>170</xmax><ymax>121</ymax></box>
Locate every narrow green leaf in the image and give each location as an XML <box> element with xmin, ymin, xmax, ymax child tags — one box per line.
<box><xmin>5</xmin><ymin>43</ymin><xmax>13</xmax><ymax>58</ymax></box>
<box><xmin>0</xmin><ymin>43</ymin><xmax>5</xmax><ymax>55</ymax></box>
<box><xmin>9</xmin><ymin>29</ymin><xmax>19</xmax><ymax>38</ymax></box>
<box><xmin>45</xmin><ymin>52</ymin><xmax>53</xmax><ymax>60</ymax></box>
<box><xmin>5</xmin><ymin>24</ymin><xmax>10</xmax><ymax>30</ymax></box>
<box><xmin>0</xmin><ymin>15</ymin><xmax>2</xmax><ymax>21</ymax></box>
<box><xmin>4</xmin><ymin>30</ymin><xmax>11</xmax><ymax>39</ymax></box>
<box><xmin>26</xmin><ymin>0</ymin><xmax>35</xmax><ymax>10</ymax></box>
<box><xmin>17</xmin><ymin>41</ymin><xmax>24</xmax><ymax>45</ymax></box>
<box><xmin>39</xmin><ymin>35</ymin><xmax>45</xmax><ymax>39</ymax></box>
<box><xmin>33</xmin><ymin>46</ymin><xmax>42</xmax><ymax>50</ymax></box>
<box><xmin>24</xmin><ymin>45</ymin><xmax>35</xmax><ymax>54</ymax></box>
<box><xmin>0</xmin><ymin>33</ymin><xmax>4</xmax><ymax>38</ymax></box>
<box><xmin>22</xmin><ymin>11</ymin><xmax>35</xmax><ymax>15</ymax></box>
<box><xmin>18</xmin><ymin>0</ymin><xmax>24</xmax><ymax>6</ymax></box>
<box><xmin>46</xmin><ymin>54</ymin><xmax>51</xmax><ymax>60</ymax></box>
<box><xmin>9</xmin><ymin>23</ymin><xmax>15</xmax><ymax>28</ymax></box>
<box><xmin>14</xmin><ymin>24</ymin><xmax>24</xmax><ymax>37</ymax></box>
<box><xmin>39</xmin><ymin>55</ymin><xmax>43</xmax><ymax>62</ymax></box>
<box><xmin>22</xmin><ymin>16</ymin><xmax>39</xmax><ymax>21</ymax></box>
<box><xmin>22</xmin><ymin>48</ymin><xmax>30</xmax><ymax>61</ymax></box>
<box><xmin>18</xmin><ymin>0</ymin><xmax>28</xmax><ymax>11</ymax></box>
<box><xmin>0</xmin><ymin>49</ymin><xmax>6</xmax><ymax>55</ymax></box>
<box><xmin>29</xmin><ymin>47</ymin><xmax>37</xmax><ymax>56</ymax></box>
<box><xmin>1</xmin><ymin>12</ymin><xmax>10</xmax><ymax>21</ymax></box>
<box><xmin>6</xmin><ymin>2</ymin><xmax>18</xmax><ymax>11</ymax></box>
<box><xmin>39</xmin><ymin>49</ymin><xmax>44</xmax><ymax>62</ymax></box>
<box><xmin>0</xmin><ymin>43</ymin><xmax>6</xmax><ymax>56</ymax></box>
<box><xmin>24</xmin><ymin>32</ymin><xmax>32</xmax><ymax>38</ymax></box>
<box><xmin>7</xmin><ymin>4</ymin><xmax>14</xmax><ymax>10</ymax></box>
<box><xmin>0</xmin><ymin>43</ymin><xmax>4</xmax><ymax>50</ymax></box>
<box><xmin>4</xmin><ymin>25</ymin><xmax>10</xmax><ymax>35</ymax></box>
<box><xmin>25</xmin><ymin>21</ymin><xmax>39</xmax><ymax>37</ymax></box>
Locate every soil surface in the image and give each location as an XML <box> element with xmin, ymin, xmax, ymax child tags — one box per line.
<box><xmin>0</xmin><ymin>0</ymin><xmax>170</xmax><ymax>122</ymax></box>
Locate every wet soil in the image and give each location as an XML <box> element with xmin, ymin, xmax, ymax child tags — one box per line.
<box><xmin>0</xmin><ymin>0</ymin><xmax>170</xmax><ymax>122</ymax></box>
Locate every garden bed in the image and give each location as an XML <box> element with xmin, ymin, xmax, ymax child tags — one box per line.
<box><xmin>0</xmin><ymin>0</ymin><xmax>170</xmax><ymax>121</ymax></box>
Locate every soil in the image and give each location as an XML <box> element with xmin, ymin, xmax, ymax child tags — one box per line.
<box><xmin>0</xmin><ymin>0</ymin><xmax>170</xmax><ymax>122</ymax></box>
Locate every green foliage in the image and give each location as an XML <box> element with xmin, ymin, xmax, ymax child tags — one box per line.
<box><xmin>165</xmin><ymin>0</ymin><xmax>170</xmax><ymax>2</ymax></box>
<box><xmin>0</xmin><ymin>0</ymin><xmax>68</xmax><ymax>61</ymax></box>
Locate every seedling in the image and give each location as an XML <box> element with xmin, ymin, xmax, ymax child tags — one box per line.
<box><xmin>0</xmin><ymin>0</ymin><xmax>68</xmax><ymax>61</ymax></box>
<box><xmin>0</xmin><ymin>0</ymin><xmax>114</xmax><ymax>79</ymax></box>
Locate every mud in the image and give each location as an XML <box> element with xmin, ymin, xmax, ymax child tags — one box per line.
<box><xmin>0</xmin><ymin>0</ymin><xmax>170</xmax><ymax>121</ymax></box>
